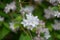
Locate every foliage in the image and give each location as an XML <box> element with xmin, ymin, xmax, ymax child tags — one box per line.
<box><xmin>0</xmin><ymin>0</ymin><xmax>60</xmax><ymax>40</ymax></box>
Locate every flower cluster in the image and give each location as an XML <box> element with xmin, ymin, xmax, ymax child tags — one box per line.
<box><xmin>43</xmin><ymin>28</ymin><xmax>51</xmax><ymax>39</ymax></box>
<box><xmin>1</xmin><ymin>0</ymin><xmax>60</xmax><ymax>40</ymax></box>
<box><xmin>44</xmin><ymin>7</ymin><xmax>54</xmax><ymax>19</ymax></box>
<box><xmin>20</xmin><ymin>6</ymin><xmax>34</xmax><ymax>17</ymax></box>
<box><xmin>52</xmin><ymin>20</ymin><xmax>60</xmax><ymax>30</ymax></box>
<box><xmin>44</xmin><ymin>7</ymin><xmax>60</xmax><ymax>19</ymax></box>
<box><xmin>34</xmin><ymin>0</ymin><xmax>43</xmax><ymax>4</ymax></box>
<box><xmin>36</xmin><ymin>27</ymin><xmax>50</xmax><ymax>40</ymax></box>
<box><xmin>54</xmin><ymin>11</ymin><xmax>60</xmax><ymax>17</ymax></box>
<box><xmin>9</xmin><ymin>22</ymin><xmax>15</xmax><ymax>31</ymax></box>
<box><xmin>20</xmin><ymin>4</ymin><xmax>51</xmax><ymax>39</ymax></box>
<box><xmin>49</xmin><ymin>0</ymin><xmax>60</xmax><ymax>5</ymax></box>
<box><xmin>4</xmin><ymin>1</ymin><xmax>16</xmax><ymax>13</ymax></box>
<box><xmin>21</xmin><ymin>13</ymin><xmax>39</xmax><ymax>30</ymax></box>
<box><xmin>9</xmin><ymin>22</ymin><xmax>19</xmax><ymax>32</ymax></box>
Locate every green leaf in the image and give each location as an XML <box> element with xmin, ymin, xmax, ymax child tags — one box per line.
<box><xmin>46</xmin><ymin>23</ymin><xmax>53</xmax><ymax>31</ymax></box>
<box><xmin>3</xmin><ymin>22</ymin><xmax>10</xmax><ymax>29</ymax></box>
<box><xmin>15</xmin><ymin>16</ymin><xmax>22</xmax><ymax>22</ymax></box>
<box><xmin>55</xmin><ymin>33</ymin><xmax>60</xmax><ymax>39</ymax></box>
<box><xmin>0</xmin><ymin>11</ymin><xmax>10</xmax><ymax>18</ymax></box>
<box><xmin>51</xmin><ymin>6</ymin><xmax>59</xmax><ymax>11</ymax></box>
<box><xmin>56</xmin><ymin>34</ymin><xmax>60</xmax><ymax>39</ymax></box>
<box><xmin>0</xmin><ymin>27</ymin><xmax>10</xmax><ymax>40</ymax></box>
<box><xmin>0</xmin><ymin>22</ymin><xmax>10</xmax><ymax>40</ymax></box>
<box><xmin>0</xmin><ymin>3</ymin><xmax>5</xmax><ymax>9</ymax></box>
<box><xmin>1</xmin><ymin>0</ymin><xmax>12</xmax><ymax>3</ymax></box>
<box><xmin>45</xmin><ymin>19</ymin><xmax>54</xmax><ymax>31</ymax></box>
<box><xmin>41</xmin><ymin>1</ymin><xmax>50</xmax><ymax>8</ymax></box>
<box><xmin>48</xmin><ymin>37</ymin><xmax>53</xmax><ymax>40</ymax></box>
<box><xmin>19</xmin><ymin>33</ymin><xmax>32</xmax><ymax>40</ymax></box>
<box><xmin>33</xmin><ymin>5</ymin><xmax>44</xmax><ymax>20</ymax></box>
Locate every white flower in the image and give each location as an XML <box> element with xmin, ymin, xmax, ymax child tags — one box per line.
<box><xmin>36</xmin><ymin>21</ymin><xmax>45</xmax><ymax>34</ymax></box>
<box><xmin>39</xmin><ymin>20</ymin><xmax>45</xmax><ymax>27</ymax></box>
<box><xmin>36</xmin><ymin>27</ymin><xmax>50</xmax><ymax>39</ymax></box>
<box><xmin>9</xmin><ymin>22</ymin><xmax>15</xmax><ymax>31</ymax></box>
<box><xmin>49</xmin><ymin>0</ymin><xmax>57</xmax><ymax>4</ymax></box>
<box><xmin>44</xmin><ymin>34</ymin><xmax>50</xmax><ymax>40</ymax></box>
<box><xmin>0</xmin><ymin>16</ymin><xmax>4</xmax><ymax>21</ymax></box>
<box><xmin>33</xmin><ymin>36</ymin><xmax>44</xmax><ymax>40</ymax></box>
<box><xmin>4</xmin><ymin>1</ymin><xmax>16</xmax><ymax>13</ymax></box>
<box><xmin>49</xmin><ymin>0</ymin><xmax>58</xmax><ymax>6</ymax></box>
<box><xmin>44</xmin><ymin>7</ymin><xmax>60</xmax><ymax>19</ymax></box>
<box><xmin>49</xmin><ymin>0</ymin><xmax>60</xmax><ymax>5</ymax></box>
<box><xmin>34</xmin><ymin>0</ymin><xmax>43</xmax><ymax>3</ymax></box>
<box><xmin>38</xmin><ymin>28</ymin><xmax>50</xmax><ymax>39</ymax></box>
<box><xmin>44</xmin><ymin>8</ymin><xmax>54</xmax><ymax>19</ymax></box>
<box><xmin>54</xmin><ymin>11</ymin><xmax>60</xmax><ymax>17</ymax></box>
<box><xmin>43</xmin><ymin>28</ymin><xmax>51</xmax><ymax>39</ymax></box>
<box><xmin>21</xmin><ymin>13</ymin><xmax>39</xmax><ymax>30</ymax></box>
<box><xmin>9</xmin><ymin>22</ymin><xmax>19</xmax><ymax>31</ymax></box>
<box><xmin>20</xmin><ymin>6</ymin><xmax>34</xmax><ymax>14</ymax></box>
<box><xmin>58</xmin><ymin>0</ymin><xmax>60</xmax><ymax>3</ymax></box>
<box><xmin>52</xmin><ymin>20</ymin><xmax>60</xmax><ymax>30</ymax></box>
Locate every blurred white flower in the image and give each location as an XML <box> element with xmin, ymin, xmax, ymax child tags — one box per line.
<box><xmin>36</xmin><ymin>21</ymin><xmax>45</xmax><ymax>35</ymax></box>
<box><xmin>43</xmin><ymin>28</ymin><xmax>51</xmax><ymax>40</ymax></box>
<box><xmin>54</xmin><ymin>11</ymin><xmax>60</xmax><ymax>17</ymax></box>
<box><xmin>0</xmin><ymin>16</ymin><xmax>4</xmax><ymax>21</ymax></box>
<box><xmin>39</xmin><ymin>20</ymin><xmax>45</xmax><ymax>27</ymax></box>
<box><xmin>44</xmin><ymin>8</ymin><xmax>54</xmax><ymax>19</ymax></box>
<box><xmin>4</xmin><ymin>1</ymin><xmax>16</xmax><ymax>13</ymax></box>
<box><xmin>52</xmin><ymin>20</ymin><xmax>60</xmax><ymax>30</ymax></box>
<box><xmin>49</xmin><ymin>0</ymin><xmax>57</xmax><ymax>4</ymax></box>
<box><xmin>44</xmin><ymin>7</ymin><xmax>60</xmax><ymax>19</ymax></box>
<box><xmin>36</xmin><ymin>27</ymin><xmax>50</xmax><ymax>40</ymax></box>
<box><xmin>34</xmin><ymin>0</ymin><xmax>43</xmax><ymax>3</ymax></box>
<box><xmin>49</xmin><ymin>0</ymin><xmax>59</xmax><ymax>6</ymax></box>
<box><xmin>9</xmin><ymin>22</ymin><xmax>19</xmax><ymax>32</ymax></box>
<box><xmin>58</xmin><ymin>0</ymin><xmax>60</xmax><ymax>3</ymax></box>
<box><xmin>33</xmin><ymin>36</ymin><xmax>44</xmax><ymax>40</ymax></box>
<box><xmin>9</xmin><ymin>22</ymin><xmax>15</xmax><ymax>31</ymax></box>
<box><xmin>21</xmin><ymin>13</ymin><xmax>39</xmax><ymax>30</ymax></box>
<box><xmin>20</xmin><ymin>6</ymin><xmax>34</xmax><ymax>14</ymax></box>
<box><xmin>49</xmin><ymin>0</ymin><xmax>60</xmax><ymax>5</ymax></box>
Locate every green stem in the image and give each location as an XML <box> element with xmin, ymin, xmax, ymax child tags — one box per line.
<box><xmin>27</xmin><ymin>30</ymin><xmax>33</xmax><ymax>40</ymax></box>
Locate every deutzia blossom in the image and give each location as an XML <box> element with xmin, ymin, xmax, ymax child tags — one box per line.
<box><xmin>33</xmin><ymin>21</ymin><xmax>45</xmax><ymax>40</ymax></box>
<box><xmin>36</xmin><ymin>21</ymin><xmax>45</xmax><ymax>35</ymax></box>
<box><xmin>54</xmin><ymin>11</ymin><xmax>60</xmax><ymax>17</ymax></box>
<box><xmin>44</xmin><ymin>7</ymin><xmax>60</xmax><ymax>19</ymax></box>
<box><xmin>58</xmin><ymin>0</ymin><xmax>60</xmax><ymax>3</ymax></box>
<box><xmin>49</xmin><ymin>0</ymin><xmax>57</xmax><ymax>4</ymax></box>
<box><xmin>9</xmin><ymin>22</ymin><xmax>15</xmax><ymax>31</ymax></box>
<box><xmin>49</xmin><ymin>0</ymin><xmax>60</xmax><ymax>5</ymax></box>
<box><xmin>21</xmin><ymin>13</ymin><xmax>39</xmax><ymax>30</ymax></box>
<box><xmin>49</xmin><ymin>0</ymin><xmax>59</xmax><ymax>6</ymax></box>
<box><xmin>36</xmin><ymin>27</ymin><xmax>50</xmax><ymax>40</ymax></box>
<box><xmin>33</xmin><ymin>36</ymin><xmax>44</xmax><ymax>40</ymax></box>
<box><xmin>0</xmin><ymin>16</ymin><xmax>4</xmax><ymax>21</ymax></box>
<box><xmin>52</xmin><ymin>20</ymin><xmax>60</xmax><ymax>30</ymax></box>
<box><xmin>43</xmin><ymin>28</ymin><xmax>51</xmax><ymax>40</ymax></box>
<box><xmin>44</xmin><ymin>8</ymin><xmax>54</xmax><ymax>19</ymax></box>
<box><xmin>9</xmin><ymin>22</ymin><xmax>19</xmax><ymax>32</ymax></box>
<box><xmin>39</xmin><ymin>20</ymin><xmax>45</xmax><ymax>27</ymax></box>
<box><xmin>4</xmin><ymin>1</ymin><xmax>16</xmax><ymax>13</ymax></box>
<box><xmin>20</xmin><ymin>6</ymin><xmax>34</xmax><ymax>14</ymax></box>
<box><xmin>34</xmin><ymin>0</ymin><xmax>43</xmax><ymax>4</ymax></box>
